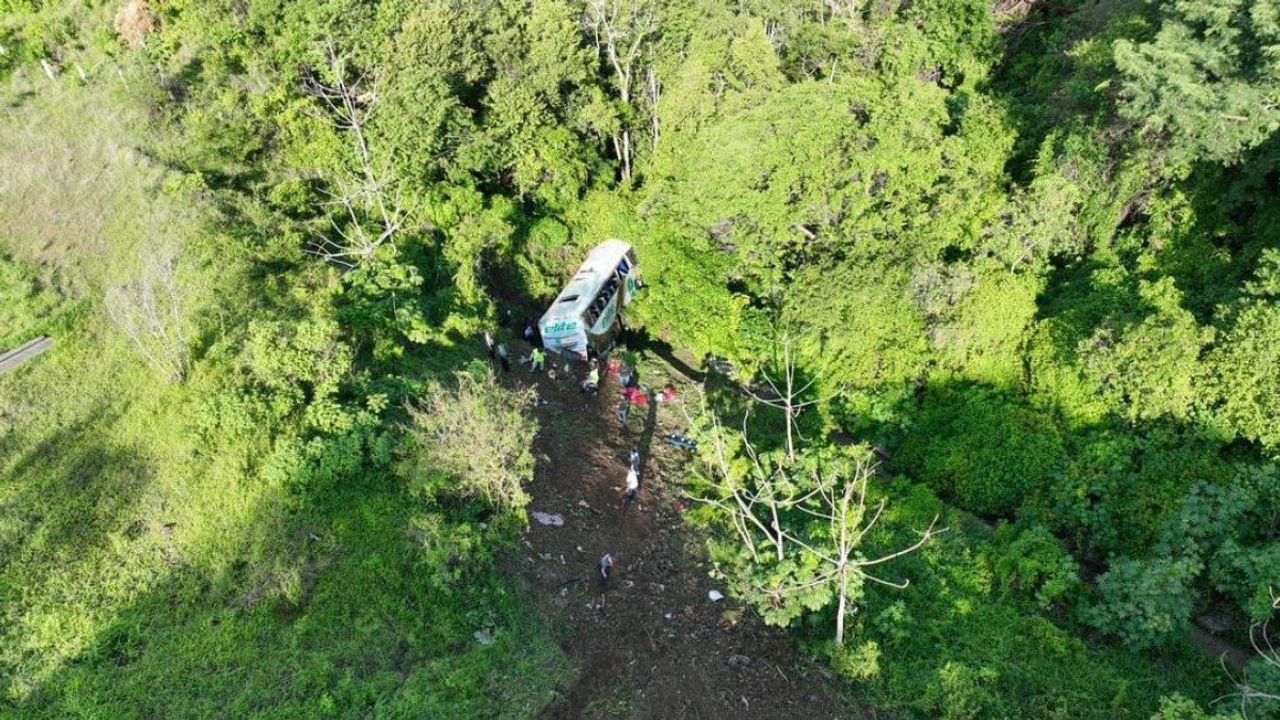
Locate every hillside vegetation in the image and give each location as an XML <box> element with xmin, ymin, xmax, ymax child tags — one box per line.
<box><xmin>1</xmin><ymin>0</ymin><xmax>1278</xmax><ymax>718</ymax></box>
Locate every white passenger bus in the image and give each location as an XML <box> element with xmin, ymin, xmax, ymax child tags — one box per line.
<box><xmin>539</xmin><ymin>240</ymin><xmax>641</xmax><ymax>361</ymax></box>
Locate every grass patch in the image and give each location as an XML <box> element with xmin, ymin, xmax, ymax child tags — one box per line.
<box><xmin>0</xmin><ymin>49</ymin><xmax>565</xmax><ymax>719</ymax></box>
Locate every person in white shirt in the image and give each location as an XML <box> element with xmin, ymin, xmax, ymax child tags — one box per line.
<box><xmin>623</xmin><ymin>466</ymin><xmax>639</xmax><ymax>507</ymax></box>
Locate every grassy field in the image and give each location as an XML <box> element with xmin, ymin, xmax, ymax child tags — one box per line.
<box><xmin>0</xmin><ymin>57</ymin><xmax>565</xmax><ymax>719</ymax></box>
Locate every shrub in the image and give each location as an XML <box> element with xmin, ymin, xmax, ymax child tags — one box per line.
<box><xmin>1085</xmin><ymin>557</ymin><xmax>1201</xmax><ymax>650</ymax></box>
<box><xmin>925</xmin><ymin>662</ymin><xmax>1001</xmax><ymax>720</ymax></box>
<box><xmin>992</xmin><ymin>524</ymin><xmax>1082</xmax><ymax>612</ymax></box>
<box><xmin>1148</xmin><ymin>694</ymin><xmax>1227</xmax><ymax>720</ymax></box>
<box><xmin>399</xmin><ymin>371</ymin><xmax>537</xmax><ymax>515</ymax></box>
<box><xmin>895</xmin><ymin>386</ymin><xmax>1066</xmax><ymax>517</ymax></box>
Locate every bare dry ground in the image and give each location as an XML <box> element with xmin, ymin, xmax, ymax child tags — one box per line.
<box><xmin>501</xmin><ymin>354</ymin><xmax>851</xmax><ymax>719</ymax></box>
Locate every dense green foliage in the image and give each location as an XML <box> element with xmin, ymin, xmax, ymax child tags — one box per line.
<box><xmin>3</xmin><ymin>0</ymin><xmax>1279</xmax><ymax>718</ymax></box>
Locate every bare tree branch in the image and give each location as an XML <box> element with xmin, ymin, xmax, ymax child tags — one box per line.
<box><xmin>105</xmin><ymin>246</ymin><xmax>190</xmax><ymax>382</ymax></box>
<box><xmin>302</xmin><ymin>41</ymin><xmax>405</xmax><ymax>269</ymax></box>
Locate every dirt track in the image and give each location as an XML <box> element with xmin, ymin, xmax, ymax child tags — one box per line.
<box><xmin>504</xmin><ymin>356</ymin><xmax>849</xmax><ymax>719</ymax></box>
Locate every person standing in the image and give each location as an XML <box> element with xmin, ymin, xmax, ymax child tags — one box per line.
<box><xmin>623</xmin><ymin>466</ymin><xmax>639</xmax><ymax>507</ymax></box>
<box><xmin>582</xmin><ymin>363</ymin><xmax>600</xmax><ymax>393</ymax></box>
<box><xmin>530</xmin><ymin>347</ymin><xmax>545</xmax><ymax>372</ymax></box>
<box><xmin>597</xmin><ymin>552</ymin><xmax>615</xmax><ymax>591</ymax></box>
<box><xmin>629</xmin><ymin>446</ymin><xmax>641</xmax><ymax>473</ymax></box>
<box><xmin>484</xmin><ymin>331</ymin><xmax>496</xmax><ymax>362</ymax></box>
<box><xmin>496</xmin><ymin>343</ymin><xmax>511</xmax><ymax>372</ymax></box>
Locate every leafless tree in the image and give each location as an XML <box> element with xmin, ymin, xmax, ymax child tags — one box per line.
<box><xmin>785</xmin><ymin>453</ymin><xmax>943</xmax><ymax>646</ymax></box>
<box><xmin>744</xmin><ymin>332</ymin><xmax>842</xmax><ymax>461</ymax></box>
<box><xmin>695</xmin><ymin>403</ymin><xmax>795</xmax><ymax>564</ymax></box>
<box><xmin>1221</xmin><ymin>590</ymin><xmax>1280</xmax><ymax>717</ymax></box>
<box><xmin>301</xmin><ymin>42</ymin><xmax>405</xmax><ymax>269</ymax></box>
<box><xmin>823</xmin><ymin>0</ymin><xmax>859</xmax><ymax>23</ymax></box>
<box><xmin>687</xmin><ymin>389</ymin><xmax>944</xmax><ymax>646</ymax></box>
<box><xmin>583</xmin><ymin>0</ymin><xmax>658</xmax><ymax>183</ymax></box>
<box><xmin>105</xmin><ymin>247</ymin><xmax>190</xmax><ymax>382</ymax></box>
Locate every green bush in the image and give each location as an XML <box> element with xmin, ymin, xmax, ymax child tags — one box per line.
<box><xmin>991</xmin><ymin>524</ymin><xmax>1082</xmax><ymax>612</ymax></box>
<box><xmin>895</xmin><ymin>386</ymin><xmax>1066</xmax><ymax>517</ymax></box>
<box><xmin>398</xmin><ymin>371</ymin><xmax>537</xmax><ymax>516</ymax></box>
<box><xmin>1085</xmin><ymin>557</ymin><xmax>1201</xmax><ymax>650</ymax></box>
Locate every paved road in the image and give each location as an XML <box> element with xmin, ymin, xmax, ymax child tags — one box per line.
<box><xmin>0</xmin><ymin>336</ymin><xmax>53</xmax><ymax>375</ymax></box>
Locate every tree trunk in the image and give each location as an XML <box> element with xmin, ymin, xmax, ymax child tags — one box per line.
<box><xmin>647</xmin><ymin>66</ymin><xmax>660</xmax><ymax>153</ymax></box>
<box><xmin>621</xmin><ymin>128</ymin><xmax>632</xmax><ymax>182</ymax></box>
<box><xmin>836</xmin><ymin>563</ymin><xmax>848</xmax><ymax>645</ymax></box>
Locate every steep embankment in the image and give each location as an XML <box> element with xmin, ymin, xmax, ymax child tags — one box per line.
<box><xmin>503</xmin><ymin>350</ymin><xmax>849</xmax><ymax>719</ymax></box>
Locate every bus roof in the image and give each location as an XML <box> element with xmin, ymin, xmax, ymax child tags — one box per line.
<box><xmin>545</xmin><ymin>240</ymin><xmax>633</xmax><ymax>319</ymax></box>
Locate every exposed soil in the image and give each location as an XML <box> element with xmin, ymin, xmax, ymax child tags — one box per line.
<box><xmin>1190</xmin><ymin>626</ymin><xmax>1255</xmax><ymax>673</ymax></box>
<box><xmin>500</xmin><ymin>349</ymin><xmax>850</xmax><ymax>719</ymax></box>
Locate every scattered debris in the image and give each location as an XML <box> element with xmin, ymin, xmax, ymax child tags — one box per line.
<box><xmin>532</xmin><ymin>511</ymin><xmax>565</xmax><ymax>527</ymax></box>
<box><xmin>728</xmin><ymin>654</ymin><xmax>751</xmax><ymax>668</ymax></box>
<box><xmin>663</xmin><ymin>434</ymin><xmax>697</xmax><ymax>451</ymax></box>
<box><xmin>474</xmin><ymin>628</ymin><xmax>495</xmax><ymax>646</ymax></box>
<box><xmin>708</xmin><ymin>589</ymin><xmax>725</xmax><ymax>602</ymax></box>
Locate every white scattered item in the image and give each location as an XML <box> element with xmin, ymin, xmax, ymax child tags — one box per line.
<box><xmin>474</xmin><ymin>628</ymin><xmax>495</xmax><ymax>645</ymax></box>
<box><xmin>531</xmin><ymin>511</ymin><xmax>565</xmax><ymax>527</ymax></box>
<box><xmin>708</xmin><ymin>590</ymin><xmax>725</xmax><ymax>602</ymax></box>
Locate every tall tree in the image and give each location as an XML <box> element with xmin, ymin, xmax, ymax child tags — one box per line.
<box><xmin>689</xmin><ymin>388</ymin><xmax>942</xmax><ymax>646</ymax></box>
<box><xmin>1114</xmin><ymin>0</ymin><xmax>1280</xmax><ymax>167</ymax></box>
<box><xmin>582</xmin><ymin>0</ymin><xmax>659</xmax><ymax>183</ymax></box>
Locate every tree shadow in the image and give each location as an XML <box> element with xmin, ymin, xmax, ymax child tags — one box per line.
<box><xmin>1142</xmin><ymin>133</ymin><xmax>1280</xmax><ymax>321</ymax></box>
<box><xmin>619</xmin><ymin>326</ymin><xmax>705</xmax><ymax>384</ymax></box>
<box><xmin>6</xmin><ymin>452</ymin><xmax>563</xmax><ymax>717</ymax></box>
<box><xmin>636</xmin><ymin>392</ymin><xmax>658</xmax><ymax>484</ymax></box>
<box><xmin>987</xmin><ymin>0</ymin><xmax>1149</xmax><ymax>179</ymax></box>
<box><xmin>1033</xmin><ymin>252</ymin><xmax>1156</xmax><ymax>359</ymax></box>
<box><xmin>0</xmin><ymin>401</ymin><xmax>150</xmax><ymax>580</ymax></box>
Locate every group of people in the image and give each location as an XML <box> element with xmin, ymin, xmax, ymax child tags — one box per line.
<box><xmin>484</xmin><ymin>314</ymin><xmax>548</xmax><ymax>371</ymax></box>
<box><xmin>483</xmin><ymin>318</ymin><xmax>673</xmax><ymax>595</ymax></box>
<box><xmin>600</xmin><ymin>445</ymin><xmax>643</xmax><ymax>589</ymax></box>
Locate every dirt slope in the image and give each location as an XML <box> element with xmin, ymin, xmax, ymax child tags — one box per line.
<box><xmin>504</xmin><ymin>357</ymin><xmax>850</xmax><ymax>719</ymax></box>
